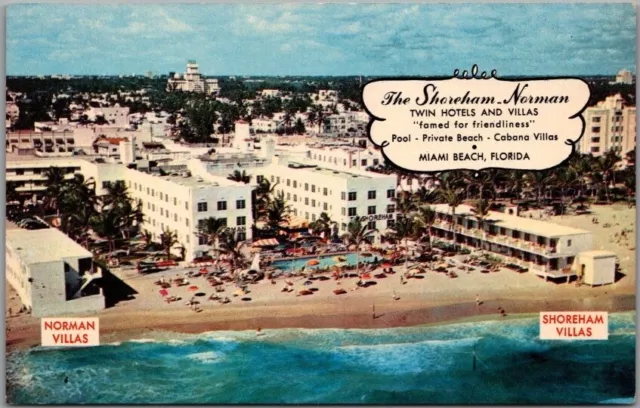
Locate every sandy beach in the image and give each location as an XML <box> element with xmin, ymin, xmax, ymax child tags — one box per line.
<box><xmin>6</xmin><ymin>204</ymin><xmax>636</xmax><ymax>352</ymax></box>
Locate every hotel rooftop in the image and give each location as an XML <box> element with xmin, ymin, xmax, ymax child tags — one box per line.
<box><xmin>431</xmin><ymin>204</ymin><xmax>591</xmax><ymax>238</ymax></box>
<box><xmin>6</xmin><ymin>228</ymin><xmax>93</xmax><ymax>265</ymax></box>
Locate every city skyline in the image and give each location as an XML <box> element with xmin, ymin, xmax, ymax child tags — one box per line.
<box><xmin>7</xmin><ymin>3</ymin><xmax>637</xmax><ymax>77</ymax></box>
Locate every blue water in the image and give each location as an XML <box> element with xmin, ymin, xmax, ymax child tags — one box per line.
<box><xmin>6</xmin><ymin>312</ymin><xmax>636</xmax><ymax>404</ymax></box>
<box><xmin>271</xmin><ymin>252</ymin><xmax>377</xmax><ymax>271</ymax></box>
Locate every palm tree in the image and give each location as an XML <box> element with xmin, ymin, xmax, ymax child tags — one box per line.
<box><xmin>597</xmin><ymin>149</ymin><xmax>622</xmax><ymax>203</ymax></box>
<box><xmin>217</xmin><ymin>230</ymin><xmax>248</xmax><ymax>274</ymax></box>
<box><xmin>90</xmin><ymin>208</ymin><xmax>125</xmax><ymax>254</ymax></box>
<box><xmin>254</xmin><ymin>178</ymin><xmax>278</xmax><ymax>222</ymax></box>
<box><xmin>227</xmin><ymin>170</ymin><xmax>251</xmax><ymax>184</ymax></box>
<box><xmin>310</xmin><ymin>104</ymin><xmax>326</xmax><ymax>133</ymax></box>
<box><xmin>470</xmin><ymin>199</ymin><xmax>491</xmax><ymax>254</ymax></box>
<box><xmin>342</xmin><ymin>218</ymin><xmax>376</xmax><ymax>276</ymax></box>
<box><xmin>309</xmin><ymin>212</ymin><xmax>333</xmax><ymax>239</ymax></box>
<box><xmin>552</xmin><ymin>167</ymin><xmax>578</xmax><ymax>215</ymax></box>
<box><xmin>414</xmin><ymin>205</ymin><xmax>436</xmax><ymax>251</ymax></box>
<box><xmin>621</xmin><ymin>167</ymin><xmax>636</xmax><ymax>208</ymax></box>
<box><xmin>102</xmin><ymin>180</ymin><xmax>130</xmax><ymax>208</ymax></box>
<box><xmin>142</xmin><ymin>229</ymin><xmax>153</xmax><ymax>249</ymax></box>
<box><xmin>524</xmin><ymin>170</ymin><xmax>554</xmax><ymax>208</ymax></box>
<box><xmin>159</xmin><ymin>228</ymin><xmax>179</xmax><ymax>261</ymax></box>
<box><xmin>43</xmin><ymin>167</ymin><xmax>68</xmax><ymax>215</ymax></box>
<box><xmin>266</xmin><ymin>192</ymin><xmax>291</xmax><ymax>231</ymax></box>
<box><xmin>196</xmin><ymin>217</ymin><xmax>228</xmax><ymax>260</ymax></box>
<box><xmin>394</xmin><ymin>214</ymin><xmax>417</xmax><ymax>275</ymax></box>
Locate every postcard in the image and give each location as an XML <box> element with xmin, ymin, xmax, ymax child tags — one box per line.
<box><xmin>5</xmin><ymin>3</ymin><xmax>636</xmax><ymax>405</ymax></box>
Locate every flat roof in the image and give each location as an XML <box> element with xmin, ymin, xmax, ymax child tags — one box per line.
<box><xmin>285</xmin><ymin>161</ymin><xmax>392</xmax><ymax>181</ymax></box>
<box><xmin>6</xmin><ymin>228</ymin><xmax>92</xmax><ymax>264</ymax></box>
<box><xmin>134</xmin><ymin>169</ymin><xmax>243</xmax><ymax>188</ymax></box>
<box><xmin>579</xmin><ymin>250</ymin><xmax>617</xmax><ymax>258</ymax></box>
<box><xmin>431</xmin><ymin>204</ymin><xmax>591</xmax><ymax>238</ymax></box>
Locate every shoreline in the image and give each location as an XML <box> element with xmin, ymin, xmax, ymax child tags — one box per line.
<box><xmin>7</xmin><ymin>291</ymin><xmax>635</xmax><ymax>352</ymax></box>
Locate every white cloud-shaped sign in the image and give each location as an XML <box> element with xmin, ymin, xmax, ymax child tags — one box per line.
<box><xmin>362</xmin><ymin>69</ymin><xmax>590</xmax><ymax>172</ymax></box>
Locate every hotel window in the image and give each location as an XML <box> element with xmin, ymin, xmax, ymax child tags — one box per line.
<box><xmin>151</xmin><ymin>189</ymin><xmax>155</xmax><ymax>196</ymax></box>
<box><xmin>373</xmin><ymin>159</ymin><xmax>379</xmax><ymax>166</ymax></box>
<box><xmin>342</xmin><ymin>207</ymin><xmax>346</xmax><ymax>216</ymax></box>
<box><xmin>237</xmin><ymin>216</ymin><xmax>246</xmax><ymax>226</ymax></box>
<box><xmin>198</xmin><ymin>236</ymin><xmax>207</xmax><ymax>245</ymax></box>
<box><xmin>153</xmin><ymin>220</ymin><xmax>156</xmax><ymax>226</ymax></box>
<box><xmin>152</xmin><ymin>204</ymin><xmax>156</xmax><ymax>211</ymax></box>
<box><xmin>186</xmin><ymin>219</ymin><xmax>189</xmax><ymax>227</ymax></box>
<box><xmin>341</xmin><ymin>223</ymin><xmax>347</xmax><ymax>231</ymax></box>
<box><xmin>311</xmin><ymin>185</ymin><xmax>316</xmax><ymax>193</ymax></box>
<box><xmin>287</xmin><ymin>193</ymin><xmax>291</xmax><ymax>200</ymax></box>
<box><xmin>270</xmin><ymin>176</ymin><xmax>274</xmax><ymax>182</ymax></box>
<box><xmin>159</xmin><ymin>192</ymin><xmax>163</xmax><ymax>200</ymax></box>
<box><xmin>343</xmin><ymin>159</ymin><xmax>347</xmax><ymax>166</ymax></box>
<box><xmin>368</xmin><ymin>206</ymin><xmax>376</xmax><ymax>215</ymax></box>
<box><xmin>352</xmin><ymin>160</ymin><xmax>357</xmax><ymax>166</ymax></box>
<box><xmin>147</xmin><ymin>188</ymin><xmax>150</xmax><ymax>195</ymax></box>
<box><xmin>102</xmin><ymin>181</ymin><xmax>109</xmax><ymax>189</ymax></box>
<box><xmin>277</xmin><ymin>177</ymin><xmax>280</xmax><ymax>183</ymax></box>
<box><xmin>387</xmin><ymin>219</ymin><xmax>395</xmax><ymax>228</ymax></box>
<box><xmin>591</xmin><ymin>137</ymin><xmax>600</xmax><ymax>143</ymax></box>
<box><xmin>323</xmin><ymin>188</ymin><xmax>328</xmax><ymax>196</ymax></box>
<box><xmin>197</xmin><ymin>202</ymin><xmax>208</xmax><ymax>212</ymax></box>
<box><xmin>293</xmin><ymin>194</ymin><xmax>298</xmax><ymax>202</ymax></box>
<box><xmin>591</xmin><ymin>146</ymin><xmax>600</xmax><ymax>153</ymax></box>
<box><xmin>173</xmin><ymin>197</ymin><xmax>177</xmax><ymax>206</ymax></box>
<box><xmin>293</xmin><ymin>181</ymin><xmax>297</xmax><ymax>188</ymax></box>
<box><xmin>341</xmin><ymin>192</ymin><xmax>346</xmax><ymax>200</ymax></box>
<box><xmin>348</xmin><ymin>192</ymin><xmax>357</xmax><ymax>201</ymax></box>
<box><xmin>305</xmin><ymin>197</ymin><xmax>309</xmax><ymax>205</ymax></box>
<box><xmin>591</xmin><ymin>126</ymin><xmax>600</xmax><ymax>133</ymax></box>
<box><xmin>368</xmin><ymin>190</ymin><xmax>376</xmax><ymax>200</ymax></box>
<box><xmin>286</xmin><ymin>179</ymin><xmax>290</xmax><ymax>186</ymax></box>
<box><xmin>166</xmin><ymin>211</ymin><xmax>170</xmax><ymax>219</ymax></box>
<box><xmin>165</xmin><ymin>195</ymin><xmax>169</xmax><ymax>203</ymax></box>
<box><xmin>305</xmin><ymin>183</ymin><xmax>309</xmax><ymax>191</ymax></box>
<box><xmin>160</xmin><ymin>208</ymin><xmax>164</xmax><ymax>217</ymax></box>
<box><xmin>238</xmin><ymin>232</ymin><xmax>246</xmax><ymax>241</ymax></box>
<box><xmin>293</xmin><ymin>209</ymin><xmax>298</xmax><ymax>215</ymax></box>
<box><xmin>567</xmin><ymin>239</ymin><xmax>572</xmax><ymax>247</ymax></box>
<box><xmin>367</xmin><ymin>221</ymin><xmax>376</xmax><ymax>230</ymax></box>
<box><xmin>217</xmin><ymin>201</ymin><xmax>227</xmax><ymax>211</ymax></box>
<box><xmin>387</xmin><ymin>204</ymin><xmax>395</xmax><ymax>213</ymax></box>
<box><xmin>348</xmin><ymin>207</ymin><xmax>357</xmax><ymax>216</ymax></box>
<box><xmin>361</xmin><ymin>159</ymin><xmax>367</xmax><ymax>166</ymax></box>
<box><xmin>323</xmin><ymin>203</ymin><xmax>328</xmax><ymax>211</ymax></box>
<box><xmin>312</xmin><ymin>214</ymin><xmax>316</xmax><ymax>222</ymax></box>
<box><xmin>592</xmin><ymin>117</ymin><xmax>601</xmax><ymax>123</ymax></box>
<box><xmin>387</xmin><ymin>189</ymin><xmax>395</xmax><ymax>199</ymax></box>
<box><xmin>174</xmin><ymin>214</ymin><xmax>178</xmax><ymax>222</ymax></box>
<box><xmin>305</xmin><ymin>212</ymin><xmax>309</xmax><ymax>220</ymax></box>
<box><xmin>161</xmin><ymin>223</ymin><xmax>164</xmax><ymax>230</ymax></box>
<box><xmin>311</xmin><ymin>199</ymin><xmax>316</xmax><ymax>207</ymax></box>
<box><xmin>236</xmin><ymin>199</ymin><xmax>246</xmax><ymax>209</ymax></box>
<box><xmin>186</xmin><ymin>235</ymin><xmax>190</xmax><ymax>244</ymax></box>
<box><xmin>185</xmin><ymin>202</ymin><xmax>189</xmax><ymax>210</ymax></box>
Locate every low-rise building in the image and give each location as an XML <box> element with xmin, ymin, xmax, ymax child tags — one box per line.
<box><xmin>615</xmin><ymin>69</ymin><xmax>634</xmax><ymax>85</ymax></box>
<box><xmin>430</xmin><ymin>204</ymin><xmax>595</xmax><ymax>281</ymax></box>
<box><xmin>6</xmin><ymin>228</ymin><xmax>105</xmax><ymax>317</ymax></box>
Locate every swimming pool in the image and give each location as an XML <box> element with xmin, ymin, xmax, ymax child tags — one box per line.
<box><xmin>271</xmin><ymin>252</ymin><xmax>379</xmax><ymax>272</ymax></box>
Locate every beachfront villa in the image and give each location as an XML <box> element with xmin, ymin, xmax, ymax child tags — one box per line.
<box><xmin>5</xmin><ymin>228</ymin><xmax>105</xmax><ymax>317</ymax></box>
<box><xmin>429</xmin><ymin>204</ymin><xmax>615</xmax><ymax>284</ymax></box>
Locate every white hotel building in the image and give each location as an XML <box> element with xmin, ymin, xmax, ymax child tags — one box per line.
<box><xmin>260</xmin><ymin>153</ymin><xmax>397</xmax><ymax>235</ymax></box>
<box><xmin>6</xmin><ymin>228</ymin><xmax>105</xmax><ymax>317</ymax></box>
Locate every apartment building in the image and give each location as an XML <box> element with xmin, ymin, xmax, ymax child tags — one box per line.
<box><xmin>6</xmin><ymin>227</ymin><xmax>105</xmax><ymax>317</ymax></box>
<box><xmin>615</xmin><ymin>69</ymin><xmax>634</xmax><ymax>85</ymax></box>
<box><xmin>167</xmin><ymin>60</ymin><xmax>220</xmax><ymax>95</ymax></box>
<box><xmin>579</xmin><ymin>94</ymin><xmax>636</xmax><ymax>156</ymax></box>
<box><xmin>430</xmin><ymin>204</ymin><xmax>595</xmax><ymax>281</ymax></box>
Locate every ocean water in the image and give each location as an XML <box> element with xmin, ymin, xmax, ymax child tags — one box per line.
<box><xmin>271</xmin><ymin>252</ymin><xmax>376</xmax><ymax>272</ymax></box>
<box><xmin>6</xmin><ymin>312</ymin><xmax>636</xmax><ymax>404</ymax></box>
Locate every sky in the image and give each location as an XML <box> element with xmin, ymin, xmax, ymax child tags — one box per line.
<box><xmin>6</xmin><ymin>3</ymin><xmax>637</xmax><ymax>76</ymax></box>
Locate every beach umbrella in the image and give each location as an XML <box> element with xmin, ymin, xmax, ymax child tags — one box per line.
<box><xmin>307</xmin><ymin>259</ymin><xmax>320</xmax><ymax>266</ymax></box>
<box><xmin>200</xmin><ymin>267</ymin><xmax>208</xmax><ymax>274</ymax></box>
<box><xmin>381</xmin><ymin>262</ymin><xmax>392</xmax><ymax>269</ymax></box>
<box><xmin>188</xmin><ymin>286</ymin><xmax>199</xmax><ymax>291</ymax></box>
<box><xmin>159</xmin><ymin>289</ymin><xmax>169</xmax><ymax>296</ymax></box>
